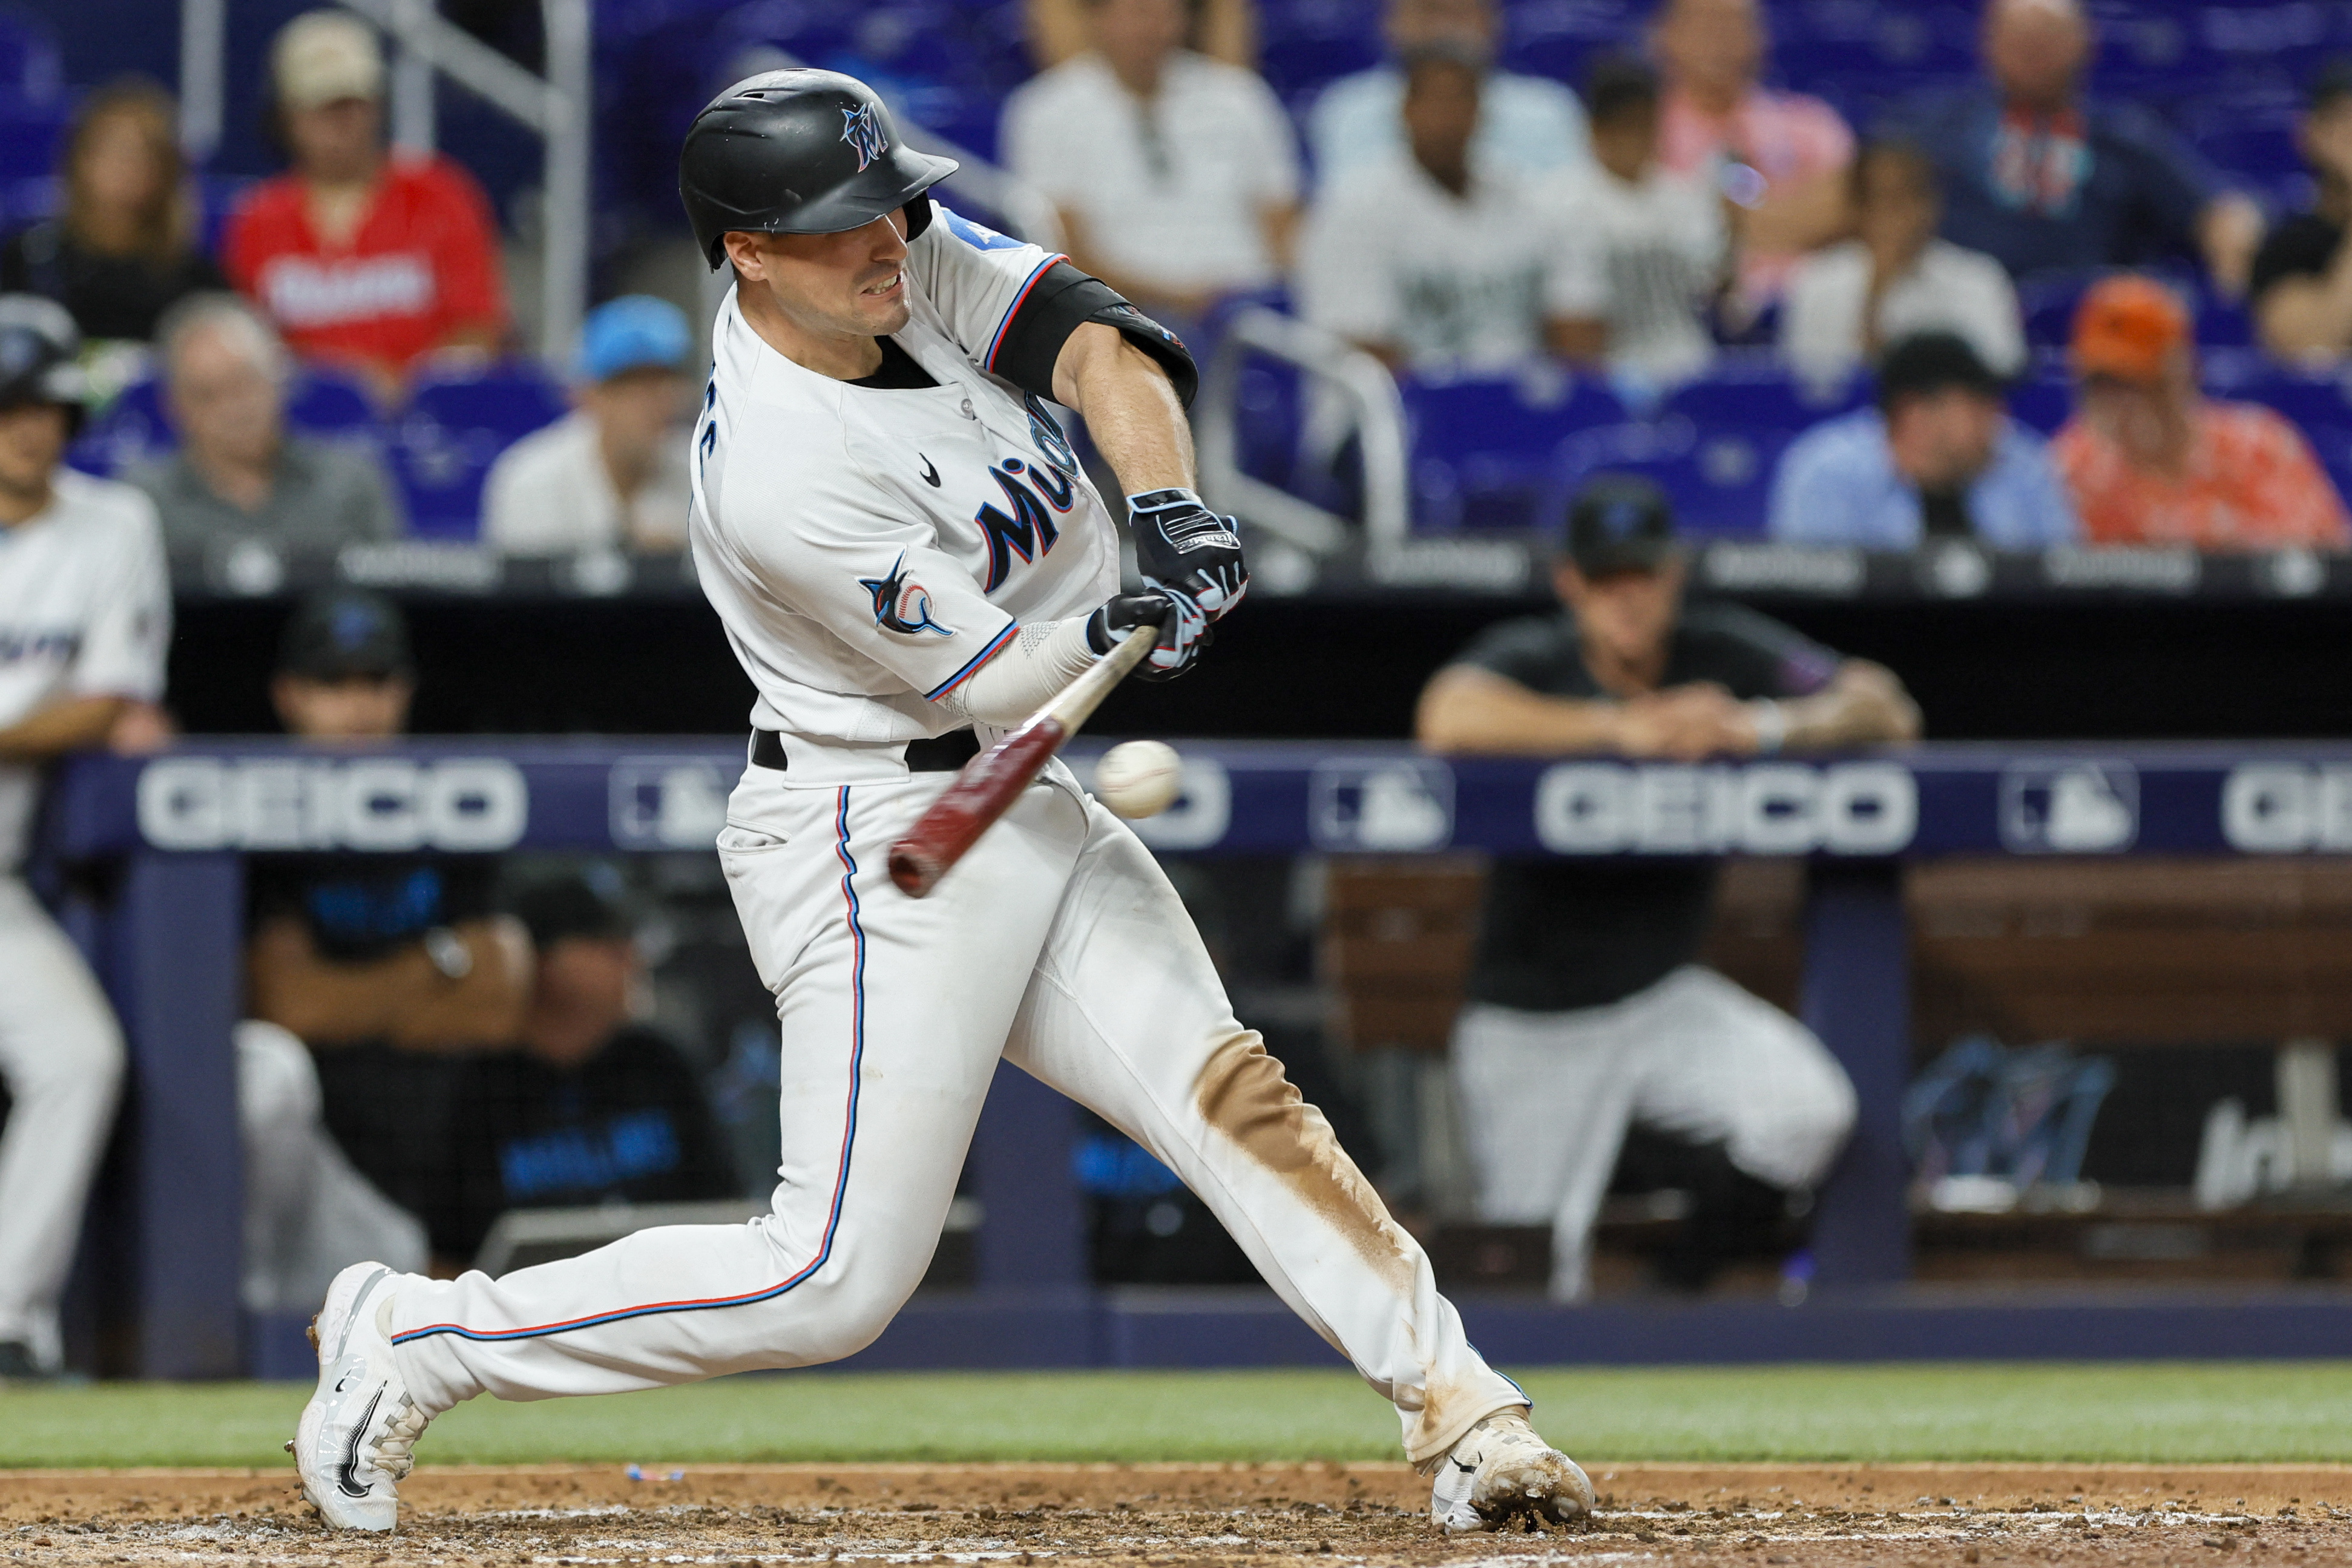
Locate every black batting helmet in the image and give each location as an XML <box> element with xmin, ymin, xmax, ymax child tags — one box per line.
<box><xmin>0</xmin><ymin>294</ymin><xmax>86</xmax><ymax>431</ymax></box>
<box><xmin>679</xmin><ymin>69</ymin><xmax>958</xmax><ymax>269</ymax></box>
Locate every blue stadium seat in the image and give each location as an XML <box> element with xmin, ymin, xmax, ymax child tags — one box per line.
<box><xmin>0</xmin><ymin>6</ymin><xmax>62</xmax><ymax>103</ymax></box>
<box><xmin>393</xmin><ymin>364</ymin><xmax>568</xmax><ymax>539</ymax></box>
<box><xmin>1499</xmin><ymin>0</ymin><xmax>1639</xmax><ymax>87</ymax></box>
<box><xmin>2006</xmin><ymin>370</ymin><xmax>2074</xmax><ymax>437</ymax></box>
<box><xmin>1403</xmin><ymin>370</ymin><xmax>1625</xmax><ymax>531</ymax></box>
<box><xmin>1663</xmin><ymin>357</ymin><xmax>1864</xmax><ymax>436</ymax></box>
<box><xmin>0</xmin><ymin>97</ymin><xmax>64</xmax><ymax>226</ymax></box>
<box><xmin>1540</xmin><ymin>415</ymin><xmax>1790</xmax><ymax>539</ymax></box>
<box><xmin>1256</xmin><ymin>0</ymin><xmax>1383</xmax><ymax>111</ymax></box>
<box><xmin>67</xmin><ymin>366</ymin><xmax>391</xmax><ymax>479</ymax></box>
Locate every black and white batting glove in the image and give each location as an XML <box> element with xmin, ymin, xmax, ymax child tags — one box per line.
<box><xmin>1127</xmin><ymin>488</ymin><xmax>1249</xmax><ymax>622</ymax></box>
<box><xmin>1086</xmin><ymin>591</ymin><xmax>1207</xmax><ymax>682</ymax></box>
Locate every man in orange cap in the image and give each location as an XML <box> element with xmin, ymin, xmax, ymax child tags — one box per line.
<box><xmin>2052</xmin><ymin>275</ymin><xmax>2350</xmax><ymax>548</ymax></box>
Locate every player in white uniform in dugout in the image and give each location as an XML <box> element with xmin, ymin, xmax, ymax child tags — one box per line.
<box><xmin>295</xmin><ymin>71</ymin><xmax>1591</xmax><ymax>1534</ymax></box>
<box><xmin>0</xmin><ymin>295</ymin><xmax>172</xmax><ymax>1378</ymax></box>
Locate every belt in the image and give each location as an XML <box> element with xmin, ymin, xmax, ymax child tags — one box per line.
<box><xmin>751</xmin><ymin>728</ymin><xmax>981</xmax><ymax>773</ymax></box>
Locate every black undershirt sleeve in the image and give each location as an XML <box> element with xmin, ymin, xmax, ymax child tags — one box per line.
<box><xmin>988</xmin><ymin>261</ymin><xmax>1200</xmax><ymax>409</ymax></box>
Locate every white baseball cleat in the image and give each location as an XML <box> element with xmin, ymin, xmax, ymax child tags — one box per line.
<box><xmin>1427</xmin><ymin>1407</ymin><xmax>1595</xmax><ymax>1534</ymax></box>
<box><xmin>289</xmin><ymin>1262</ymin><xmax>432</xmax><ymax>1532</ymax></box>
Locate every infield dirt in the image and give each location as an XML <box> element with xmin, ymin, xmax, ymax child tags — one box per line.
<box><xmin>4</xmin><ymin>1463</ymin><xmax>2347</xmax><ymax>1567</ymax></box>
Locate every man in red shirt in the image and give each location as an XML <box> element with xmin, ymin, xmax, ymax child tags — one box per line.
<box><xmin>2053</xmin><ymin>275</ymin><xmax>2351</xmax><ymax>549</ymax></box>
<box><xmin>225</xmin><ymin>11</ymin><xmax>507</xmax><ymax>398</ymax></box>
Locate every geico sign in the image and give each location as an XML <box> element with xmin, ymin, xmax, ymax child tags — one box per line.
<box><xmin>137</xmin><ymin>756</ymin><xmax>530</xmax><ymax>852</ymax></box>
<box><xmin>2222</xmin><ymin>764</ymin><xmax>2352</xmax><ymax>852</ymax></box>
<box><xmin>1534</xmin><ymin>761</ymin><xmax>1917</xmax><ymax>855</ymax></box>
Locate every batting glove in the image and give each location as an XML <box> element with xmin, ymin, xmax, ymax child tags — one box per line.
<box><xmin>1127</xmin><ymin>488</ymin><xmax>1249</xmax><ymax>622</ymax></box>
<box><xmin>1086</xmin><ymin>591</ymin><xmax>1208</xmax><ymax>681</ymax></box>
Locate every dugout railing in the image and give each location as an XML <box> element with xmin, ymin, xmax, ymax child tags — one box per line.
<box><xmin>41</xmin><ymin>738</ymin><xmax>2352</xmax><ymax>1377</ymax></box>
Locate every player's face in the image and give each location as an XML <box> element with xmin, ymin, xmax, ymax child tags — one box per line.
<box><xmin>731</xmin><ymin>212</ymin><xmax>913</xmax><ymax>344</ymax></box>
<box><xmin>1557</xmin><ymin>557</ymin><xmax>1685</xmax><ymax>668</ymax></box>
<box><xmin>0</xmin><ymin>402</ymin><xmax>67</xmax><ymax>505</ymax></box>
<box><xmin>271</xmin><ymin>674</ymin><xmax>413</xmax><ymax>741</ymax></box>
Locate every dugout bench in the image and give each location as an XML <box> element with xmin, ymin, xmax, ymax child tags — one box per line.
<box><xmin>41</xmin><ymin>739</ymin><xmax>2352</xmax><ymax>1377</ymax></box>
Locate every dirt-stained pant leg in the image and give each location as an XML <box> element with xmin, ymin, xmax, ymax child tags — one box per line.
<box><xmin>1001</xmin><ymin>787</ymin><xmax>1526</xmax><ymax>1465</ymax></box>
<box><xmin>390</xmin><ymin>775</ymin><xmax>1084</xmax><ymax>1412</ymax></box>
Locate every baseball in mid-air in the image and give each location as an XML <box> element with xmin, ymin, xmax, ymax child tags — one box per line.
<box><xmin>1095</xmin><ymin>740</ymin><xmax>1184</xmax><ymax>819</ymax></box>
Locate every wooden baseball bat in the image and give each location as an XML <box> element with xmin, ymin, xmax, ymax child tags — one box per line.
<box><xmin>887</xmin><ymin>617</ymin><xmax>1162</xmax><ymax>897</ymax></box>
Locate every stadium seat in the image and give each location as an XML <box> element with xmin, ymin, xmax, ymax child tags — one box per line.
<box><xmin>392</xmin><ymin>363</ymin><xmax>570</xmax><ymax>539</ymax></box>
<box><xmin>1539</xmin><ymin>415</ymin><xmax>1790</xmax><ymax>539</ymax></box>
<box><xmin>0</xmin><ymin>97</ymin><xmax>64</xmax><ymax>226</ymax></box>
<box><xmin>1402</xmin><ymin>369</ymin><xmax>1625</xmax><ymax>531</ymax></box>
<box><xmin>1663</xmin><ymin>357</ymin><xmax>1864</xmax><ymax>436</ymax></box>
<box><xmin>2006</xmin><ymin>372</ymin><xmax>2074</xmax><ymax>438</ymax></box>
<box><xmin>0</xmin><ymin>5</ymin><xmax>62</xmax><ymax>104</ymax></box>
<box><xmin>67</xmin><ymin>366</ymin><xmax>390</xmax><ymax>479</ymax></box>
<box><xmin>1255</xmin><ymin>0</ymin><xmax>1384</xmax><ymax>113</ymax></box>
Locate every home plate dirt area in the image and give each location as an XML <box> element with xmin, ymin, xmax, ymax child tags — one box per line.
<box><xmin>5</xmin><ymin>1464</ymin><xmax>2347</xmax><ymax>1567</ymax></box>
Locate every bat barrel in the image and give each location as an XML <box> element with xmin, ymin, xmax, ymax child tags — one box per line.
<box><xmin>885</xmin><ymin>717</ymin><xmax>1069</xmax><ymax>897</ymax></box>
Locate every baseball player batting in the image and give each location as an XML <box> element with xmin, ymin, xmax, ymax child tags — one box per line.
<box><xmin>291</xmin><ymin>70</ymin><xmax>1589</xmax><ymax>1535</ymax></box>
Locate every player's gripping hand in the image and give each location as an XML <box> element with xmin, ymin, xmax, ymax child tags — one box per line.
<box><xmin>1127</xmin><ymin>488</ymin><xmax>1249</xmax><ymax>622</ymax></box>
<box><xmin>1086</xmin><ymin>591</ymin><xmax>1207</xmax><ymax>681</ymax></box>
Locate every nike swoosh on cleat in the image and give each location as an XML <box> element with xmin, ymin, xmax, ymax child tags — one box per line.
<box><xmin>337</xmin><ymin>1386</ymin><xmax>384</xmax><ymax>1498</ymax></box>
<box><xmin>919</xmin><ymin>457</ymin><xmax>941</xmax><ymax>487</ymax></box>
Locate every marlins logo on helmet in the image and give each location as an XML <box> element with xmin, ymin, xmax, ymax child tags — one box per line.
<box><xmin>840</xmin><ymin>103</ymin><xmax>887</xmax><ymax>171</ymax></box>
<box><xmin>861</xmin><ymin>554</ymin><xmax>951</xmax><ymax>636</ymax></box>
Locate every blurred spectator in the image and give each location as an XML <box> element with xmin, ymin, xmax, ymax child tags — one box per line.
<box><xmin>129</xmin><ymin>294</ymin><xmax>404</xmax><ymax>557</ymax></box>
<box><xmin>2251</xmin><ymin>61</ymin><xmax>2352</xmax><ymax>362</ymax></box>
<box><xmin>246</xmin><ymin>591</ymin><xmax>534</xmax><ymax>1223</ymax></box>
<box><xmin>1545</xmin><ymin>56</ymin><xmax>1726</xmax><ymax>387</ymax></box>
<box><xmin>1769</xmin><ymin>332</ymin><xmax>2076</xmax><ymax>548</ymax></box>
<box><xmin>1781</xmin><ymin>140</ymin><xmax>2024</xmax><ymax>387</ymax></box>
<box><xmin>1028</xmin><ymin>0</ymin><xmax>1256</xmax><ymax>70</ymax></box>
<box><xmin>0</xmin><ymin>79</ymin><xmax>223</xmax><ymax>346</ymax></box>
<box><xmin>1002</xmin><ymin>0</ymin><xmax>1299</xmax><ymax>319</ymax></box>
<box><xmin>1907</xmin><ymin>0</ymin><xmax>2262</xmax><ymax>293</ymax></box>
<box><xmin>2054</xmin><ymin>276</ymin><xmax>2351</xmax><ymax>548</ymax></box>
<box><xmin>1296</xmin><ymin>49</ymin><xmax>1580</xmax><ymax>374</ymax></box>
<box><xmin>0</xmin><ymin>296</ymin><xmax>168</xmax><ymax>1377</ymax></box>
<box><xmin>482</xmin><ymin>296</ymin><xmax>691</xmax><ymax>555</ymax></box>
<box><xmin>1651</xmin><ymin>0</ymin><xmax>1852</xmax><ymax>315</ymax></box>
<box><xmin>224</xmin><ymin>11</ymin><xmax>507</xmax><ymax>399</ymax></box>
<box><xmin>1417</xmin><ymin>476</ymin><xmax>1913</xmax><ymax>1301</ymax></box>
<box><xmin>427</xmin><ymin>871</ymin><xmax>736</xmax><ymax>1265</ymax></box>
<box><xmin>1307</xmin><ymin>0</ymin><xmax>1589</xmax><ymax>185</ymax></box>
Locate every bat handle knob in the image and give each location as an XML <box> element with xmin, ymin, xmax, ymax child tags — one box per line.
<box><xmin>887</xmin><ymin>843</ymin><xmax>941</xmax><ymax>898</ymax></box>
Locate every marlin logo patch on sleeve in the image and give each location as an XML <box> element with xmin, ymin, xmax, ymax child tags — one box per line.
<box><xmin>841</xmin><ymin>103</ymin><xmax>888</xmax><ymax>171</ymax></box>
<box><xmin>861</xmin><ymin>553</ymin><xmax>953</xmax><ymax>637</ymax></box>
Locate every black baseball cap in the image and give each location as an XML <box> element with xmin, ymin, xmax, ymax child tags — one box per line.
<box><xmin>1564</xmin><ymin>474</ymin><xmax>1678</xmax><ymax>575</ymax></box>
<box><xmin>510</xmin><ymin>869</ymin><xmax>631</xmax><ymax>948</ymax></box>
<box><xmin>1876</xmin><ymin>330</ymin><xmax>2005</xmax><ymax>411</ymax></box>
<box><xmin>277</xmin><ymin>589</ymin><xmax>413</xmax><ymax>681</ymax></box>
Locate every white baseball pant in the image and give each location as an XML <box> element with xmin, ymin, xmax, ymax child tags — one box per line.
<box><xmin>1451</xmin><ymin>965</ymin><xmax>1856</xmax><ymax>1301</ymax></box>
<box><xmin>0</xmin><ymin>877</ymin><xmax>125</xmax><ymax>1368</ymax></box>
<box><xmin>389</xmin><ymin>764</ymin><xmax>1524</xmax><ymax>1462</ymax></box>
<box><xmin>238</xmin><ymin>1020</ymin><xmax>429</xmax><ymax>1315</ymax></box>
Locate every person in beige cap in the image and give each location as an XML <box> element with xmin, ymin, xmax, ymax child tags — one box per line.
<box><xmin>2052</xmin><ymin>274</ymin><xmax>2349</xmax><ymax>549</ymax></box>
<box><xmin>223</xmin><ymin>10</ymin><xmax>507</xmax><ymax>398</ymax></box>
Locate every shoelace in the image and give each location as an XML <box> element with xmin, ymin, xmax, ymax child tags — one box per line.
<box><xmin>372</xmin><ymin>1401</ymin><xmax>430</xmax><ymax>1481</ymax></box>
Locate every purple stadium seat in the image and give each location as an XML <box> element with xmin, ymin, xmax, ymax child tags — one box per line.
<box><xmin>0</xmin><ymin>98</ymin><xmax>64</xmax><ymax>225</ymax></box>
<box><xmin>1540</xmin><ymin>415</ymin><xmax>1791</xmax><ymax>539</ymax></box>
<box><xmin>1664</xmin><ymin>357</ymin><xmax>1864</xmax><ymax>435</ymax></box>
<box><xmin>1499</xmin><ymin>0</ymin><xmax>1639</xmax><ymax>87</ymax></box>
<box><xmin>394</xmin><ymin>364</ymin><xmax>570</xmax><ymax>539</ymax></box>
<box><xmin>285</xmin><ymin>367</ymin><xmax>383</xmax><ymax>438</ymax></box>
<box><xmin>2006</xmin><ymin>371</ymin><xmax>2074</xmax><ymax>438</ymax></box>
<box><xmin>1256</xmin><ymin>0</ymin><xmax>1383</xmax><ymax>109</ymax></box>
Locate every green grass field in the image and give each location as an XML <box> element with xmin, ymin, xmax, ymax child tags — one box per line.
<box><xmin>4</xmin><ymin>1363</ymin><xmax>2351</xmax><ymax>1470</ymax></box>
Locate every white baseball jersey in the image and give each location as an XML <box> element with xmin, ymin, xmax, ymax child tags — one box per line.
<box><xmin>688</xmin><ymin>203</ymin><xmax>1122</xmax><ymax>751</ymax></box>
<box><xmin>381</xmin><ymin>199</ymin><xmax>1534</xmax><ymax>1475</ymax></box>
<box><xmin>0</xmin><ymin>470</ymin><xmax>170</xmax><ymax>866</ymax></box>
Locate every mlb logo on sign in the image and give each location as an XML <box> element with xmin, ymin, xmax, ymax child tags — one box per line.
<box><xmin>1999</xmin><ymin>761</ymin><xmax>2139</xmax><ymax>853</ymax></box>
<box><xmin>609</xmin><ymin>759</ymin><xmax>733</xmax><ymax>848</ymax></box>
<box><xmin>1309</xmin><ymin>759</ymin><xmax>1454</xmax><ymax>852</ymax></box>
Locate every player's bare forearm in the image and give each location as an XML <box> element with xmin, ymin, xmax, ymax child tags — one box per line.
<box><xmin>1415</xmin><ymin>666</ymin><xmax>1628</xmax><ymax>755</ymax></box>
<box><xmin>1053</xmin><ymin>321</ymin><xmax>1193</xmax><ymax>495</ymax></box>
<box><xmin>0</xmin><ymin>694</ymin><xmax>129</xmax><ymax>762</ymax></box>
<box><xmin>249</xmin><ymin>914</ymin><xmax>534</xmax><ymax>1050</ymax></box>
<box><xmin>1772</xmin><ymin>660</ymin><xmax>1921</xmax><ymax>751</ymax></box>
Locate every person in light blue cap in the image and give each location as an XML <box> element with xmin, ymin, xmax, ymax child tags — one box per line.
<box><xmin>481</xmin><ymin>294</ymin><xmax>695</xmax><ymax>553</ymax></box>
